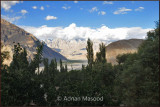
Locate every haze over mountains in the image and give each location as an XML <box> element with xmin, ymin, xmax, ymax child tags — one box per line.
<box><xmin>44</xmin><ymin>38</ymin><xmax>107</xmax><ymax>60</ymax></box>
<box><xmin>1</xmin><ymin>19</ymin><xmax>67</xmax><ymax>65</ymax></box>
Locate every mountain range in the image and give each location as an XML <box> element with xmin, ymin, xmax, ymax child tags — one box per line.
<box><xmin>44</xmin><ymin>38</ymin><xmax>107</xmax><ymax>60</ymax></box>
<box><xmin>1</xmin><ymin>19</ymin><xmax>67</xmax><ymax>65</ymax></box>
<box><xmin>1</xmin><ymin>19</ymin><xmax>144</xmax><ymax>66</ymax></box>
<box><xmin>44</xmin><ymin>38</ymin><xmax>143</xmax><ymax>65</ymax></box>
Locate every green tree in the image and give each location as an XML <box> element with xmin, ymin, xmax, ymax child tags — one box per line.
<box><xmin>65</xmin><ymin>63</ymin><xmax>68</xmax><ymax>72</ymax></box>
<box><xmin>115</xmin><ymin>21</ymin><xmax>159</xmax><ymax>106</ymax></box>
<box><xmin>1</xmin><ymin>44</ymin><xmax>10</xmax><ymax>106</ymax></box>
<box><xmin>3</xmin><ymin>43</ymin><xmax>31</xmax><ymax>105</ymax></box>
<box><xmin>86</xmin><ymin>38</ymin><xmax>94</xmax><ymax>69</ymax></box>
<box><xmin>116</xmin><ymin>53</ymin><xmax>131</xmax><ymax>65</ymax></box>
<box><xmin>43</xmin><ymin>58</ymin><xmax>49</xmax><ymax>72</ymax></box>
<box><xmin>29</xmin><ymin>43</ymin><xmax>44</xmax><ymax>74</ymax></box>
<box><xmin>60</xmin><ymin>59</ymin><xmax>65</xmax><ymax>72</ymax></box>
<box><xmin>95</xmin><ymin>43</ymin><xmax>106</xmax><ymax>64</ymax></box>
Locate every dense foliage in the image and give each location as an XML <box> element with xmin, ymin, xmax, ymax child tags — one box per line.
<box><xmin>1</xmin><ymin>22</ymin><xmax>159</xmax><ymax>106</ymax></box>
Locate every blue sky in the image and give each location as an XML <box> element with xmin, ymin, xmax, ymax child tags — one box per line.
<box><xmin>1</xmin><ymin>1</ymin><xmax>159</xmax><ymax>41</ymax></box>
<box><xmin>1</xmin><ymin>1</ymin><xmax>159</xmax><ymax>28</ymax></box>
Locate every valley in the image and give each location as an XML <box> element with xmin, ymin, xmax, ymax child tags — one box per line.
<box><xmin>1</xmin><ymin>18</ymin><xmax>144</xmax><ymax>70</ymax></box>
<box><xmin>1</xmin><ymin>1</ymin><xmax>158</xmax><ymax>106</ymax></box>
<box><xmin>39</xmin><ymin>60</ymin><xmax>88</xmax><ymax>72</ymax></box>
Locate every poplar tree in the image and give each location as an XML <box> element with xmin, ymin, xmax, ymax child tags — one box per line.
<box><xmin>86</xmin><ymin>38</ymin><xmax>94</xmax><ymax>68</ymax></box>
<box><xmin>95</xmin><ymin>43</ymin><xmax>106</xmax><ymax>63</ymax></box>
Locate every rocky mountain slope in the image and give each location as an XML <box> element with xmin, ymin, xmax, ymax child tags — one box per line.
<box><xmin>1</xmin><ymin>19</ymin><xmax>67</xmax><ymax>65</ymax></box>
<box><xmin>106</xmin><ymin>39</ymin><xmax>144</xmax><ymax>65</ymax></box>
<box><xmin>44</xmin><ymin>38</ymin><xmax>107</xmax><ymax>60</ymax></box>
<box><xmin>44</xmin><ymin>38</ymin><xmax>143</xmax><ymax>66</ymax></box>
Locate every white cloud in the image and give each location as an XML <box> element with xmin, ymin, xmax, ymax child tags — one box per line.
<box><xmin>103</xmin><ymin>1</ymin><xmax>113</xmax><ymax>5</ymax></box>
<box><xmin>20</xmin><ymin>23</ymin><xmax>151</xmax><ymax>42</ymax></box>
<box><xmin>89</xmin><ymin>7</ymin><xmax>98</xmax><ymax>13</ymax></box>
<box><xmin>114</xmin><ymin>7</ymin><xmax>132</xmax><ymax>14</ymax></box>
<box><xmin>40</xmin><ymin>6</ymin><xmax>44</xmax><ymax>10</ymax></box>
<box><xmin>1</xmin><ymin>1</ymin><xmax>21</xmax><ymax>11</ymax></box>
<box><xmin>1</xmin><ymin>15</ymin><xmax>22</xmax><ymax>23</ymax></box>
<box><xmin>98</xmin><ymin>11</ymin><xmax>106</xmax><ymax>15</ymax></box>
<box><xmin>74</xmin><ymin>1</ymin><xmax>78</xmax><ymax>3</ymax></box>
<box><xmin>62</xmin><ymin>6</ymin><xmax>71</xmax><ymax>10</ymax></box>
<box><xmin>45</xmin><ymin>15</ymin><xmax>57</xmax><ymax>20</ymax></box>
<box><xmin>20</xmin><ymin>9</ymin><xmax>28</xmax><ymax>15</ymax></box>
<box><xmin>135</xmin><ymin>7</ymin><xmax>144</xmax><ymax>11</ymax></box>
<box><xmin>32</xmin><ymin>6</ymin><xmax>37</xmax><ymax>9</ymax></box>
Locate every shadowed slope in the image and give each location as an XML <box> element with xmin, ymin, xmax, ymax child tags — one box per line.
<box><xmin>1</xmin><ymin>19</ymin><xmax>67</xmax><ymax>65</ymax></box>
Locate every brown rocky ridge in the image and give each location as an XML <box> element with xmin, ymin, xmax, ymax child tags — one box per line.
<box><xmin>105</xmin><ymin>39</ymin><xmax>144</xmax><ymax>65</ymax></box>
<box><xmin>1</xmin><ymin>19</ymin><xmax>67</xmax><ymax>65</ymax></box>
